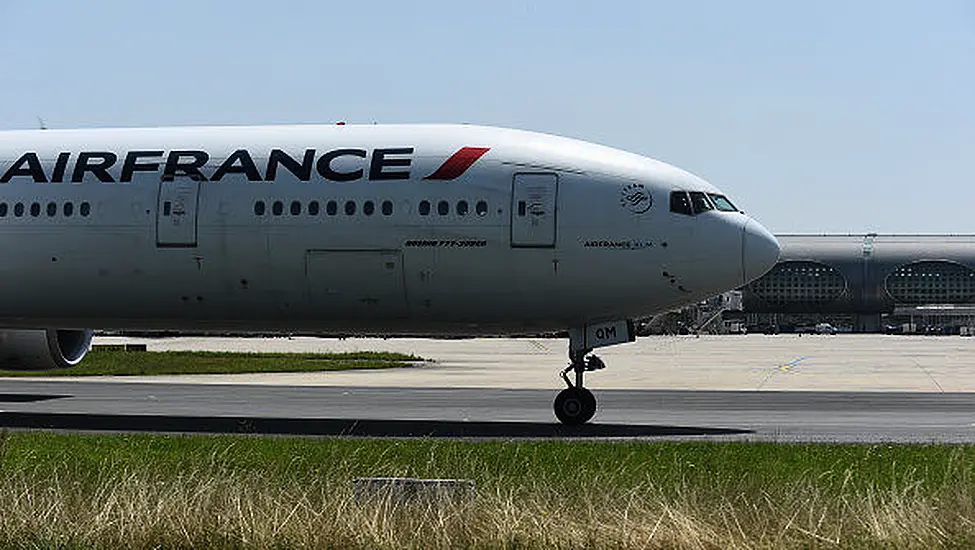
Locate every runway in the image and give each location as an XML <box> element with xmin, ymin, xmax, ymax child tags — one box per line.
<box><xmin>1</xmin><ymin>380</ymin><xmax>973</xmax><ymax>442</ymax></box>
<box><xmin>2</xmin><ymin>335</ymin><xmax>974</xmax><ymax>442</ymax></box>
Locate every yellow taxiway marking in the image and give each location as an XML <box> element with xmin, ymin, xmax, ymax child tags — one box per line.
<box><xmin>778</xmin><ymin>357</ymin><xmax>809</xmax><ymax>372</ymax></box>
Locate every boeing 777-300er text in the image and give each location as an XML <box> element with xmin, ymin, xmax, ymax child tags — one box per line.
<box><xmin>0</xmin><ymin>123</ymin><xmax>779</xmax><ymax>424</ymax></box>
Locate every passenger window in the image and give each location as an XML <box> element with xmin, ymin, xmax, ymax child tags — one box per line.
<box><xmin>419</xmin><ymin>200</ymin><xmax>431</xmax><ymax>216</ymax></box>
<box><xmin>457</xmin><ymin>200</ymin><xmax>469</xmax><ymax>216</ymax></box>
<box><xmin>689</xmin><ymin>191</ymin><xmax>714</xmax><ymax>214</ymax></box>
<box><xmin>381</xmin><ymin>200</ymin><xmax>393</xmax><ymax>216</ymax></box>
<box><xmin>46</xmin><ymin>202</ymin><xmax>57</xmax><ymax>217</ymax></box>
<box><xmin>254</xmin><ymin>201</ymin><xmax>266</xmax><ymax>216</ymax></box>
<box><xmin>344</xmin><ymin>200</ymin><xmax>356</xmax><ymax>215</ymax></box>
<box><xmin>290</xmin><ymin>201</ymin><xmax>301</xmax><ymax>215</ymax></box>
<box><xmin>80</xmin><ymin>202</ymin><xmax>91</xmax><ymax>217</ymax></box>
<box><xmin>326</xmin><ymin>200</ymin><xmax>337</xmax><ymax>216</ymax></box>
<box><xmin>272</xmin><ymin>201</ymin><xmax>284</xmax><ymax>216</ymax></box>
<box><xmin>14</xmin><ymin>203</ymin><xmax>24</xmax><ymax>217</ymax></box>
<box><xmin>363</xmin><ymin>200</ymin><xmax>375</xmax><ymax>216</ymax></box>
<box><xmin>308</xmin><ymin>200</ymin><xmax>320</xmax><ymax>215</ymax></box>
<box><xmin>517</xmin><ymin>201</ymin><xmax>526</xmax><ymax>216</ymax></box>
<box><xmin>30</xmin><ymin>202</ymin><xmax>40</xmax><ymax>217</ymax></box>
<box><xmin>708</xmin><ymin>193</ymin><xmax>738</xmax><ymax>212</ymax></box>
<box><xmin>437</xmin><ymin>200</ymin><xmax>449</xmax><ymax>216</ymax></box>
<box><xmin>0</xmin><ymin>203</ymin><xmax>6</xmax><ymax>217</ymax></box>
<box><xmin>669</xmin><ymin>191</ymin><xmax>692</xmax><ymax>216</ymax></box>
<box><xmin>63</xmin><ymin>202</ymin><xmax>73</xmax><ymax>217</ymax></box>
<box><xmin>476</xmin><ymin>200</ymin><xmax>488</xmax><ymax>216</ymax></box>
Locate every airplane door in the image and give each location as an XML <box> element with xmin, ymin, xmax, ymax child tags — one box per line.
<box><xmin>510</xmin><ymin>173</ymin><xmax>558</xmax><ymax>248</ymax></box>
<box><xmin>156</xmin><ymin>178</ymin><xmax>200</xmax><ymax>247</ymax></box>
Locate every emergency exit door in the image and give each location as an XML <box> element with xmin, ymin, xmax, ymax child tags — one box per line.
<box><xmin>156</xmin><ymin>178</ymin><xmax>200</xmax><ymax>247</ymax></box>
<box><xmin>510</xmin><ymin>173</ymin><xmax>558</xmax><ymax>248</ymax></box>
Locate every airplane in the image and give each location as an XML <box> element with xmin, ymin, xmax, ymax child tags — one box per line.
<box><xmin>0</xmin><ymin>123</ymin><xmax>779</xmax><ymax>424</ymax></box>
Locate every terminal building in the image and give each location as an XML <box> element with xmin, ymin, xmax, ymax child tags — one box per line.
<box><xmin>739</xmin><ymin>234</ymin><xmax>975</xmax><ymax>333</ymax></box>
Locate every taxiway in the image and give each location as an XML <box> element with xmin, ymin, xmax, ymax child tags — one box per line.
<box><xmin>0</xmin><ymin>335</ymin><xmax>972</xmax><ymax>442</ymax></box>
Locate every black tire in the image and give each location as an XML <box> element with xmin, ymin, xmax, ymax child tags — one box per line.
<box><xmin>553</xmin><ymin>387</ymin><xmax>597</xmax><ymax>425</ymax></box>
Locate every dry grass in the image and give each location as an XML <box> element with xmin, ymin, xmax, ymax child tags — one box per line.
<box><xmin>0</xmin><ymin>432</ymin><xmax>973</xmax><ymax>549</ymax></box>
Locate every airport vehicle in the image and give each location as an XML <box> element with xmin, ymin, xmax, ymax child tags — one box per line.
<box><xmin>0</xmin><ymin>123</ymin><xmax>779</xmax><ymax>424</ymax></box>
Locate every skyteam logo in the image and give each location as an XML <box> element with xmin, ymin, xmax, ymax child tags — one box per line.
<box><xmin>620</xmin><ymin>183</ymin><xmax>652</xmax><ymax>214</ymax></box>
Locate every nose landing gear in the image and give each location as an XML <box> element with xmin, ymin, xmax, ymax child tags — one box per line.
<box><xmin>553</xmin><ymin>319</ymin><xmax>634</xmax><ymax>425</ymax></box>
<box><xmin>553</xmin><ymin>350</ymin><xmax>605</xmax><ymax>425</ymax></box>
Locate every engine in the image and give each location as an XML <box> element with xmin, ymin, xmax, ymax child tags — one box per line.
<box><xmin>0</xmin><ymin>329</ymin><xmax>93</xmax><ymax>370</ymax></box>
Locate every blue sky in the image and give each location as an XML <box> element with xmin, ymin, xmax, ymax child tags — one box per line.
<box><xmin>1</xmin><ymin>1</ymin><xmax>972</xmax><ymax>234</ymax></box>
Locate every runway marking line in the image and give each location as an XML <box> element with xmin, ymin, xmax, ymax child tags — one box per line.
<box><xmin>526</xmin><ymin>340</ymin><xmax>552</xmax><ymax>353</ymax></box>
<box><xmin>912</xmin><ymin>360</ymin><xmax>945</xmax><ymax>393</ymax></box>
<box><xmin>757</xmin><ymin>356</ymin><xmax>809</xmax><ymax>390</ymax></box>
<box><xmin>778</xmin><ymin>357</ymin><xmax>808</xmax><ymax>373</ymax></box>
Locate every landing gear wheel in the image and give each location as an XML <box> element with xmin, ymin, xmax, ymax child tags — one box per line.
<box><xmin>554</xmin><ymin>387</ymin><xmax>596</xmax><ymax>425</ymax></box>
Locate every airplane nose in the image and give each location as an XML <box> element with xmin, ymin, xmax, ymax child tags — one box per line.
<box><xmin>741</xmin><ymin>218</ymin><xmax>780</xmax><ymax>284</ymax></box>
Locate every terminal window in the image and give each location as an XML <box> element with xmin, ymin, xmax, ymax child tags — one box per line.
<box><xmin>885</xmin><ymin>261</ymin><xmax>975</xmax><ymax>305</ymax></box>
<box><xmin>748</xmin><ymin>261</ymin><xmax>847</xmax><ymax>306</ymax></box>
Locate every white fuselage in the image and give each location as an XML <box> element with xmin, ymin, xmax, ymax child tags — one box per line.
<box><xmin>0</xmin><ymin>124</ymin><xmax>778</xmax><ymax>335</ymax></box>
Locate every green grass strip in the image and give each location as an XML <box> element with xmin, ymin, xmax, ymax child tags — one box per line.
<box><xmin>0</xmin><ymin>349</ymin><xmax>421</xmax><ymax>376</ymax></box>
<box><xmin>0</xmin><ymin>433</ymin><xmax>971</xmax><ymax>495</ymax></box>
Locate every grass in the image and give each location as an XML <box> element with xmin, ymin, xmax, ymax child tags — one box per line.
<box><xmin>0</xmin><ymin>432</ymin><xmax>973</xmax><ymax>548</ymax></box>
<box><xmin>0</xmin><ymin>349</ymin><xmax>421</xmax><ymax>377</ymax></box>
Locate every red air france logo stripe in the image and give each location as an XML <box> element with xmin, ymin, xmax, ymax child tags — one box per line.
<box><xmin>424</xmin><ymin>147</ymin><xmax>491</xmax><ymax>180</ymax></box>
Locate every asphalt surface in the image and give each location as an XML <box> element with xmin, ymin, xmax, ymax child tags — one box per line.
<box><xmin>1</xmin><ymin>380</ymin><xmax>973</xmax><ymax>442</ymax></box>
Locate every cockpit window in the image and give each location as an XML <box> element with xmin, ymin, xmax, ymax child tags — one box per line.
<box><xmin>688</xmin><ymin>191</ymin><xmax>714</xmax><ymax>214</ymax></box>
<box><xmin>669</xmin><ymin>191</ymin><xmax>693</xmax><ymax>216</ymax></box>
<box><xmin>708</xmin><ymin>193</ymin><xmax>738</xmax><ymax>212</ymax></box>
